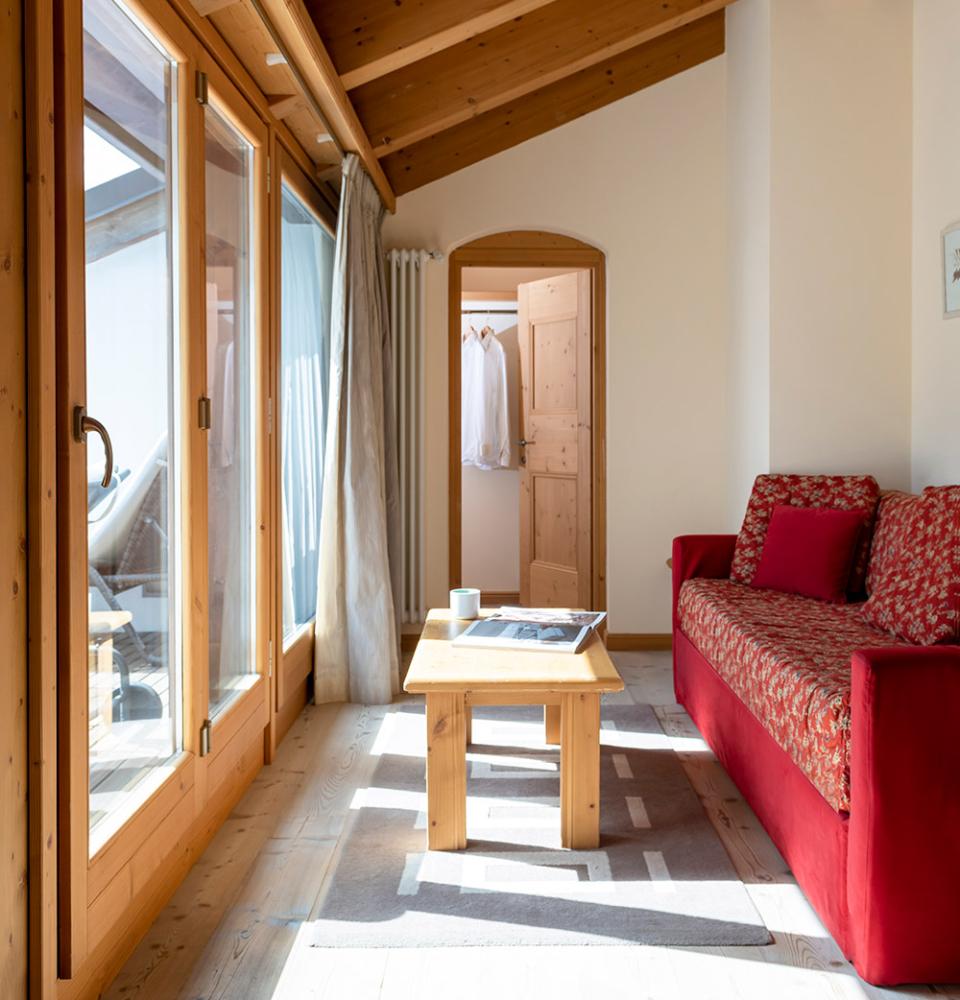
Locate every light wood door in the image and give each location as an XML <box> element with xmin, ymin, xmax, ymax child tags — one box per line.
<box><xmin>517</xmin><ymin>271</ymin><xmax>592</xmax><ymax>607</ymax></box>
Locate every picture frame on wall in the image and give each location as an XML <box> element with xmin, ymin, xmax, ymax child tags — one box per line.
<box><xmin>942</xmin><ymin>220</ymin><xmax>960</xmax><ymax>318</ymax></box>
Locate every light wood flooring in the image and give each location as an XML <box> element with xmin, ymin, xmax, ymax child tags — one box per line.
<box><xmin>106</xmin><ymin>652</ymin><xmax>960</xmax><ymax>1000</ymax></box>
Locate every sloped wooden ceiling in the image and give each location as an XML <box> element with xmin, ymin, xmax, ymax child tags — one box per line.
<box><xmin>189</xmin><ymin>0</ymin><xmax>731</xmax><ymax>206</ymax></box>
<box><xmin>307</xmin><ymin>0</ymin><xmax>730</xmax><ymax>195</ymax></box>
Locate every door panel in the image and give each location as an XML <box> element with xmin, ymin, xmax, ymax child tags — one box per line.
<box><xmin>529</xmin><ymin>562</ymin><xmax>580</xmax><ymax>607</ymax></box>
<box><xmin>518</xmin><ymin>271</ymin><xmax>592</xmax><ymax>608</ymax></box>
<box><xmin>203</xmin><ymin>100</ymin><xmax>257</xmax><ymax>717</ymax></box>
<box><xmin>533</xmin><ymin>476</ymin><xmax>578</xmax><ymax>567</ymax></box>
<box><xmin>532</xmin><ymin>320</ymin><xmax>577</xmax><ymax>411</ymax></box>
<box><xmin>56</xmin><ymin>0</ymin><xmax>273</xmax><ymax>974</ymax></box>
<box><xmin>82</xmin><ymin>0</ymin><xmax>182</xmax><ymax>848</ymax></box>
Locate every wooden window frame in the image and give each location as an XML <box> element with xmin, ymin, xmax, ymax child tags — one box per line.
<box><xmin>28</xmin><ymin>0</ymin><xmax>340</xmax><ymax>990</ymax></box>
<box><xmin>52</xmin><ymin>1</ymin><xmax>273</xmax><ymax>988</ymax></box>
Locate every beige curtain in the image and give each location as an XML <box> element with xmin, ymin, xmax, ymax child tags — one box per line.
<box><xmin>314</xmin><ymin>155</ymin><xmax>401</xmax><ymax>705</ymax></box>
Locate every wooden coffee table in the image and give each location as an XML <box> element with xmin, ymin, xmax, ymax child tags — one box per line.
<box><xmin>403</xmin><ymin>608</ymin><xmax>624</xmax><ymax>851</ymax></box>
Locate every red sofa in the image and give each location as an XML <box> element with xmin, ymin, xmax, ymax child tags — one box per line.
<box><xmin>671</xmin><ymin>481</ymin><xmax>960</xmax><ymax>986</ymax></box>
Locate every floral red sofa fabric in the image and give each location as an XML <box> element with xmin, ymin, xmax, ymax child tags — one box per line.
<box><xmin>677</xmin><ymin>578</ymin><xmax>910</xmax><ymax>811</ymax></box>
<box><xmin>729</xmin><ymin>474</ymin><xmax>880</xmax><ymax>593</ymax></box>
<box><xmin>859</xmin><ymin>487</ymin><xmax>960</xmax><ymax>645</ymax></box>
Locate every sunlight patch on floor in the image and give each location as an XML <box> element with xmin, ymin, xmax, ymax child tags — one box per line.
<box><xmin>269</xmin><ymin>937</ymin><xmax>880</xmax><ymax>1000</ymax></box>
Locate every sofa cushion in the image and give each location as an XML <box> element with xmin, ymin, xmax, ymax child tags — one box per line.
<box><xmin>751</xmin><ymin>505</ymin><xmax>868</xmax><ymax>603</ymax></box>
<box><xmin>678</xmin><ymin>578</ymin><xmax>910</xmax><ymax>812</ymax></box>
<box><xmin>860</xmin><ymin>487</ymin><xmax>960</xmax><ymax>645</ymax></box>
<box><xmin>730</xmin><ymin>474</ymin><xmax>881</xmax><ymax>594</ymax></box>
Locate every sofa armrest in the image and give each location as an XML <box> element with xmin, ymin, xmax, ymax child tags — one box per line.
<box><xmin>847</xmin><ymin>645</ymin><xmax>960</xmax><ymax>985</ymax></box>
<box><xmin>671</xmin><ymin>535</ymin><xmax>737</xmax><ymax>630</ymax></box>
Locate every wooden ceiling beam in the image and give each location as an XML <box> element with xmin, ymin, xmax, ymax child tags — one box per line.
<box><xmin>351</xmin><ymin>0</ymin><xmax>733</xmax><ymax>158</ymax></box>
<box><xmin>338</xmin><ymin>0</ymin><xmax>558</xmax><ymax>91</ymax></box>
<box><xmin>306</xmin><ymin>0</ymin><xmax>551</xmax><ymax>83</ymax></box>
<box><xmin>252</xmin><ymin>0</ymin><xmax>396</xmax><ymax>210</ymax></box>
<box><xmin>191</xmin><ymin>0</ymin><xmax>239</xmax><ymax>16</ymax></box>
<box><xmin>266</xmin><ymin>93</ymin><xmax>304</xmax><ymax>119</ymax></box>
<box><xmin>380</xmin><ymin>12</ymin><xmax>725</xmax><ymax>195</ymax></box>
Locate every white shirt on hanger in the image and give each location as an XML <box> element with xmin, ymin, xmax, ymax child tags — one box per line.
<box><xmin>461</xmin><ymin>326</ymin><xmax>510</xmax><ymax>470</ymax></box>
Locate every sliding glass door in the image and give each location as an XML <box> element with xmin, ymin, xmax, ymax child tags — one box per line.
<box><xmin>57</xmin><ymin>0</ymin><xmax>270</xmax><ymax>973</ymax></box>
<box><xmin>82</xmin><ymin>0</ymin><xmax>182</xmax><ymax>846</ymax></box>
<box><xmin>279</xmin><ymin>179</ymin><xmax>334</xmax><ymax>644</ymax></box>
<box><xmin>204</xmin><ymin>101</ymin><xmax>257</xmax><ymax>716</ymax></box>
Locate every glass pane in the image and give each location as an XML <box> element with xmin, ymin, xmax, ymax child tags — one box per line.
<box><xmin>83</xmin><ymin>0</ymin><xmax>181</xmax><ymax>843</ymax></box>
<box><xmin>205</xmin><ymin>103</ymin><xmax>256</xmax><ymax>714</ymax></box>
<box><xmin>280</xmin><ymin>184</ymin><xmax>333</xmax><ymax>641</ymax></box>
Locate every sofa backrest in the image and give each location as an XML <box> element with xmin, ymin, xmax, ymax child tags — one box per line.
<box><xmin>860</xmin><ymin>487</ymin><xmax>960</xmax><ymax>645</ymax></box>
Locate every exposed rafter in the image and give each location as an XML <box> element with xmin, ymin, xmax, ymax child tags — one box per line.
<box><xmin>253</xmin><ymin>0</ymin><xmax>396</xmax><ymax>210</ymax></box>
<box><xmin>266</xmin><ymin>93</ymin><xmax>304</xmax><ymax>119</ymax></box>
<box><xmin>381</xmin><ymin>13</ymin><xmax>725</xmax><ymax>195</ymax></box>
<box><xmin>351</xmin><ymin>0</ymin><xmax>733</xmax><ymax>157</ymax></box>
<box><xmin>336</xmin><ymin>0</ymin><xmax>558</xmax><ymax>91</ymax></box>
<box><xmin>203</xmin><ymin>0</ymin><xmax>736</xmax><ymax>198</ymax></box>
<box><xmin>192</xmin><ymin>0</ymin><xmax>238</xmax><ymax>15</ymax></box>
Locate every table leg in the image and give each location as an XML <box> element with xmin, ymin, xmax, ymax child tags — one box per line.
<box><xmin>425</xmin><ymin>692</ymin><xmax>467</xmax><ymax>850</ymax></box>
<box><xmin>544</xmin><ymin>703</ymin><xmax>561</xmax><ymax>745</ymax></box>
<box><xmin>560</xmin><ymin>692</ymin><xmax>601</xmax><ymax>849</ymax></box>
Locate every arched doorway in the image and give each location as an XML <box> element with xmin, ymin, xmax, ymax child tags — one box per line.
<box><xmin>448</xmin><ymin>231</ymin><xmax>607</xmax><ymax>611</ymax></box>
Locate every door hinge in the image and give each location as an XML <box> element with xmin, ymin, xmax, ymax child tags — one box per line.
<box><xmin>198</xmin><ymin>395</ymin><xmax>212</xmax><ymax>430</ymax></box>
<box><xmin>200</xmin><ymin>718</ymin><xmax>212</xmax><ymax>757</ymax></box>
<box><xmin>268</xmin><ymin>638</ymin><xmax>274</xmax><ymax>678</ymax></box>
<box><xmin>196</xmin><ymin>70</ymin><xmax>209</xmax><ymax>106</ymax></box>
<box><xmin>267</xmin><ymin>155</ymin><xmax>271</xmax><ymax>195</ymax></box>
<box><xmin>267</xmin><ymin>396</ymin><xmax>273</xmax><ymax>435</ymax></box>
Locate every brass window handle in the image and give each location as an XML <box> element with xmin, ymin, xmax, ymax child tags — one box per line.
<box><xmin>73</xmin><ymin>405</ymin><xmax>114</xmax><ymax>488</ymax></box>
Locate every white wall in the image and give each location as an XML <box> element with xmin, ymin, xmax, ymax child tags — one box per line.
<box><xmin>385</xmin><ymin>58</ymin><xmax>732</xmax><ymax>633</ymax></box>
<box><xmin>768</xmin><ymin>0</ymin><xmax>912</xmax><ymax>489</ymax></box>
<box><xmin>726</xmin><ymin>0</ymin><xmax>913</xmax><ymax>507</ymax></box>
<box><xmin>912</xmin><ymin>0</ymin><xmax>960</xmax><ymax>489</ymax></box>
<box><xmin>726</xmin><ymin>0</ymin><xmax>771</xmax><ymax>519</ymax></box>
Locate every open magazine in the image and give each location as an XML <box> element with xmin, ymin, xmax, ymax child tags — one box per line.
<box><xmin>452</xmin><ymin>607</ymin><xmax>606</xmax><ymax>654</ymax></box>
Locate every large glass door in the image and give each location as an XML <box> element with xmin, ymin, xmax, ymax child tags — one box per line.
<box><xmin>82</xmin><ymin>0</ymin><xmax>182</xmax><ymax>848</ymax></box>
<box><xmin>279</xmin><ymin>179</ymin><xmax>334</xmax><ymax>644</ymax></box>
<box><xmin>56</xmin><ymin>0</ymin><xmax>270</xmax><ymax>973</ymax></box>
<box><xmin>203</xmin><ymin>100</ymin><xmax>258</xmax><ymax>716</ymax></box>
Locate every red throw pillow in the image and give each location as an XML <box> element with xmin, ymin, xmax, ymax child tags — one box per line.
<box><xmin>750</xmin><ymin>505</ymin><xmax>867</xmax><ymax>603</ymax></box>
<box><xmin>730</xmin><ymin>474</ymin><xmax>880</xmax><ymax>595</ymax></box>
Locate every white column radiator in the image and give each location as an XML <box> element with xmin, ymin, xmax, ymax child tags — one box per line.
<box><xmin>386</xmin><ymin>249</ymin><xmax>430</xmax><ymax>625</ymax></box>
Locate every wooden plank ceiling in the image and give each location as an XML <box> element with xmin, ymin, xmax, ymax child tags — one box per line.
<box><xmin>309</xmin><ymin>0</ymin><xmax>730</xmax><ymax>195</ymax></box>
<box><xmin>190</xmin><ymin>0</ymin><xmax>731</xmax><ymax>204</ymax></box>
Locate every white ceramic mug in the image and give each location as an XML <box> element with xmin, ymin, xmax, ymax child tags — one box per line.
<box><xmin>450</xmin><ymin>587</ymin><xmax>481</xmax><ymax>619</ymax></box>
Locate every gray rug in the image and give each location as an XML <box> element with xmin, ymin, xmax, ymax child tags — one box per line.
<box><xmin>309</xmin><ymin>703</ymin><xmax>771</xmax><ymax>947</ymax></box>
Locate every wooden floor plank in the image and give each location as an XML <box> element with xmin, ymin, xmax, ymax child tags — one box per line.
<box><xmin>104</xmin><ymin>653</ymin><xmax>954</xmax><ymax>1000</ymax></box>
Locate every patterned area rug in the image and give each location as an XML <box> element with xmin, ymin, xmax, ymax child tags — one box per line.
<box><xmin>308</xmin><ymin>703</ymin><xmax>771</xmax><ymax>947</ymax></box>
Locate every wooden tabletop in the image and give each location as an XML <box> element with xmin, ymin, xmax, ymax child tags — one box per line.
<box><xmin>403</xmin><ymin>608</ymin><xmax>624</xmax><ymax>695</ymax></box>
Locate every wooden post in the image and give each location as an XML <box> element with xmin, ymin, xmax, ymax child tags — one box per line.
<box><xmin>425</xmin><ymin>692</ymin><xmax>467</xmax><ymax>850</ymax></box>
<box><xmin>544</xmin><ymin>703</ymin><xmax>561</xmax><ymax>745</ymax></box>
<box><xmin>560</xmin><ymin>692</ymin><xmax>601</xmax><ymax>849</ymax></box>
<box><xmin>1</xmin><ymin>0</ymin><xmax>28</xmax><ymax>993</ymax></box>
